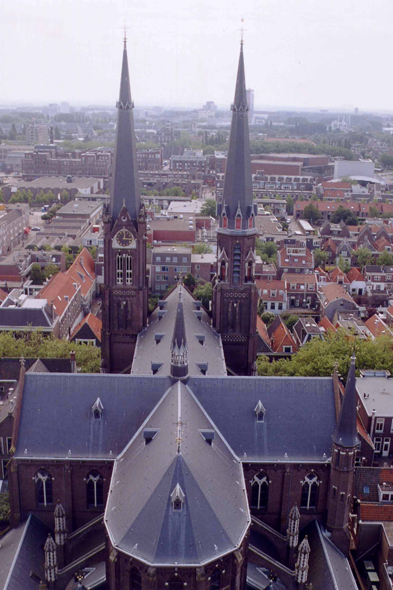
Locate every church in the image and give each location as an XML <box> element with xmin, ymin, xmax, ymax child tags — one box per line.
<box><xmin>2</xmin><ymin>40</ymin><xmax>359</xmax><ymax>590</ymax></box>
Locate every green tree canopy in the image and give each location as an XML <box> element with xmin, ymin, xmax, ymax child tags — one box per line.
<box><xmin>286</xmin><ymin>196</ymin><xmax>294</xmax><ymax>215</ymax></box>
<box><xmin>193</xmin><ymin>281</ymin><xmax>212</xmax><ymax>310</ymax></box>
<box><xmin>256</xmin><ymin>240</ymin><xmax>277</xmax><ymax>263</ymax></box>
<box><xmin>377</xmin><ymin>250</ymin><xmax>393</xmax><ymax>266</ymax></box>
<box><xmin>0</xmin><ymin>331</ymin><xmax>100</xmax><ymax>373</ymax></box>
<box><xmin>257</xmin><ymin>330</ymin><xmax>393</xmax><ymax>378</ymax></box>
<box><xmin>314</xmin><ymin>248</ymin><xmax>329</xmax><ymax>268</ymax></box>
<box><xmin>29</xmin><ymin>263</ymin><xmax>44</xmax><ymax>285</ymax></box>
<box><xmin>352</xmin><ymin>247</ymin><xmax>373</xmax><ymax>268</ymax></box>
<box><xmin>261</xmin><ymin>311</ymin><xmax>275</xmax><ymax>327</ymax></box>
<box><xmin>200</xmin><ymin>199</ymin><xmax>217</xmax><ymax>218</ymax></box>
<box><xmin>330</xmin><ymin>205</ymin><xmax>358</xmax><ymax>226</ymax></box>
<box><xmin>193</xmin><ymin>243</ymin><xmax>213</xmax><ymax>254</ymax></box>
<box><xmin>183</xmin><ymin>273</ymin><xmax>196</xmax><ymax>288</ymax></box>
<box><xmin>303</xmin><ymin>203</ymin><xmax>321</xmax><ymax>223</ymax></box>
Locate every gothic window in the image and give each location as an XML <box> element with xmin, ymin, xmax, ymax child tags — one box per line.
<box><xmin>248</xmin><ymin>216</ymin><xmax>254</xmax><ymax>229</ymax></box>
<box><xmin>86</xmin><ymin>470</ymin><xmax>104</xmax><ymax>508</ymax></box>
<box><xmin>220</xmin><ymin>260</ymin><xmax>226</xmax><ymax>281</ymax></box>
<box><xmin>168</xmin><ymin>579</ymin><xmax>183</xmax><ymax>590</ymax></box>
<box><xmin>246</xmin><ymin>261</ymin><xmax>253</xmax><ymax>282</ymax></box>
<box><xmin>222</xmin><ymin>214</ymin><xmax>228</xmax><ymax>229</ymax></box>
<box><xmin>35</xmin><ymin>469</ymin><xmax>53</xmax><ymax>506</ymax></box>
<box><xmin>116</xmin><ymin>253</ymin><xmax>123</xmax><ymax>285</ymax></box>
<box><xmin>125</xmin><ymin>255</ymin><xmax>133</xmax><ymax>285</ymax></box>
<box><xmin>235</xmin><ymin>215</ymin><xmax>242</xmax><ymax>230</ymax></box>
<box><xmin>130</xmin><ymin>568</ymin><xmax>142</xmax><ymax>590</ymax></box>
<box><xmin>250</xmin><ymin>471</ymin><xmax>269</xmax><ymax>509</ymax></box>
<box><xmin>210</xmin><ymin>569</ymin><xmax>221</xmax><ymax>590</ymax></box>
<box><xmin>300</xmin><ymin>473</ymin><xmax>319</xmax><ymax>509</ymax></box>
<box><xmin>233</xmin><ymin>244</ymin><xmax>241</xmax><ymax>284</ymax></box>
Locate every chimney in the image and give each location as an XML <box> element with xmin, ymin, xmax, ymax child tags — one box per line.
<box><xmin>70</xmin><ymin>351</ymin><xmax>77</xmax><ymax>373</ymax></box>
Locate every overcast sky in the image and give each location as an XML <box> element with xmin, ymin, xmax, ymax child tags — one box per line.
<box><xmin>1</xmin><ymin>0</ymin><xmax>393</xmax><ymax>112</ymax></box>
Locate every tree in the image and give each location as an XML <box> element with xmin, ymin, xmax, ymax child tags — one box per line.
<box><xmin>61</xmin><ymin>245</ymin><xmax>74</xmax><ymax>268</ymax></box>
<box><xmin>30</xmin><ymin>263</ymin><xmax>44</xmax><ymax>285</ymax></box>
<box><xmin>256</xmin><ymin>329</ymin><xmax>393</xmax><ymax>378</ymax></box>
<box><xmin>257</xmin><ymin>299</ymin><xmax>265</xmax><ymax>318</ymax></box>
<box><xmin>43</xmin><ymin>263</ymin><xmax>60</xmax><ymax>280</ymax></box>
<box><xmin>261</xmin><ymin>311</ymin><xmax>275</xmax><ymax>327</ymax></box>
<box><xmin>183</xmin><ymin>273</ymin><xmax>196</xmax><ymax>288</ymax></box>
<box><xmin>369</xmin><ymin>205</ymin><xmax>380</xmax><ymax>219</ymax></box>
<box><xmin>379</xmin><ymin>153</ymin><xmax>393</xmax><ymax>169</ymax></box>
<box><xmin>193</xmin><ymin>281</ymin><xmax>212</xmax><ymax>310</ymax></box>
<box><xmin>54</xmin><ymin>126</ymin><xmax>61</xmax><ymax>140</ymax></box>
<box><xmin>353</xmin><ymin>247</ymin><xmax>373</xmax><ymax>268</ymax></box>
<box><xmin>200</xmin><ymin>199</ymin><xmax>217</xmax><ymax>218</ymax></box>
<box><xmin>303</xmin><ymin>203</ymin><xmax>321</xmax><ymax>223</ymax></box>
<box><xmin>286</xmin><ymin>196</ymin><xmax>294</xmax><ymax>215</ymax></box>
<box><xmin>377</xmin><ymin>250</ymin><xmax>393</xmax><ymax>266</ymax></box>
<box><xmin>314</xmin><ymin>249</ymin><xmax>329</xmax><ymax>269</ymax></box>
<box><xmin>193</xmin><ymin>243</ymin><xmax>213</xmax><ymax>254</ymax></box>
<box><xmin>281</xmin><ymin>313</ymin><xmax>299</xmax><ymax>331</ymax></box>
<box><xmin>330</xmin><ymin>205</ymin><xmax>358</xmax><ymax>226</ymax></box>
<box><xmin>337</xmin><ymin>255</ymin><xmax>351</xmax><ymax>274</ymax></box>
<box><xmin>256</xmin><ymin>240</ymin><xmax>277</xmax><ymax>263</ymax></box>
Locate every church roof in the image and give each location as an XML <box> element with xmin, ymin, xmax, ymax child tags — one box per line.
<box><xmin>332</xmin><ymin>355</ymin><xmax>360</xmax><ymax>448</ymax></box>
<box><xmin>218</xmin><ymin>43</ymin><xmax>255</xmax><ymax>230</ymax></box>
<box><xmin>14</xmin><ymin>373</ymin><xmax>172</xmax><ymax>459</ymax></box>
<box><xmin>188</xmin><ymin>376</ymin><xmax>337</xmax><ymax>462</ymax></box>
<box><xmin>105</xmin><ymin>381</ymin><xmax>249</xmax><ymax>566</ymax></box>
<box><xmin>110</xmin><ymin>40</ymin><xmax>141</xmax><ymax>221</ymax></box>
<box><xmin>131</xmin><ymin>286</ymin><xmax>226</xmax><ymax>377</ymax></box>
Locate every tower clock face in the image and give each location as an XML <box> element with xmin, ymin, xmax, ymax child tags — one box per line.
<box><xmin>113</xmin><ymin>229</ymin><xmax>136</xmax><ymax>249</ymax></box>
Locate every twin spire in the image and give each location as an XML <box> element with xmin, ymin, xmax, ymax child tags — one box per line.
<box><xmin>110</xmin><ymin>39</ymin><xmax>141</xmax><ymax>222</ymax></box>
<box><xmin>332</xmin><ymin>354</ymin><xmax>359</xmax><ymax>448</ymax></box>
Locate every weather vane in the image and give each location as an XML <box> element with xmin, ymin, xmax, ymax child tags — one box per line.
<box><xmin>123</xmin><ymin>18</ymin><xmax>128</xmax><ymax>47</ymax></box>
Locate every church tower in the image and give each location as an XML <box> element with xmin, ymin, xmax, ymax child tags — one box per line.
<box><xmin>101</xmin><ymin>39</ymin><xmax>148</xmax><ymax>373</ymax></box>
<box><xmin>212</xmin><ymin>41</ymin><xmax>258</xmax><ymax>376</ymax></box>
<box><xmin>327</xmin><ymin>354</ymin><xmax>359</xmax><ymax>555</ymax></box>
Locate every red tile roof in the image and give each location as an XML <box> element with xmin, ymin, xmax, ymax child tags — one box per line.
<box><xmin>330</xmin><ymin>267</ymin><xmax>349</xmax><ymax>283</ymax></box>
<box><xmin>346</xmin><ymin>267</ymin><xmax>365</xmax><ymax>283</ymax></box>
<box><xmin>374</xmin><ymin>237</ymin><xmax>391</xmax><ymax>252</ymax></box>
<box><xmin>284</xmin><ymin>273</ymin><xmax>317</xmax><ymax>285</ymax></box>
<box><xmin>322</xmin><ymin>238</ymin><xmax>337</xmax><ymax>254</ymax></box>
<box><xmin>256</xmin><ymin>316</ymin><xmax>270</xmax><ymax>344</ymax></box>
<box><xmin>319</xmin><ymin>283</ymin><xmax>356</xmax><ymax>306</ymax></box>
<box><xmin>270</xmin><ymin>318</ymin><xmax>298</xmax><ymax>354</ymax></box>
<box><xmin>0</xmin><ymin>288</ymin><xmax>7</xmax><ymax>302</ymax></box>
<box><xmin>71</xmin><ymin>312</ymin><xmax>102</xmax><ymax>342</ymax></box>
<box><xmin>365</xmin><ymin>315</ymin><xmax>393</xmax><ymax>339</ymax></box>
<box><xmin>66</xmin><ymin>247</ymin><xmax>96</xmax><ymax>298</ymax></box>
<box><xmin>37</xmin><ymin>273</ymin><xmax>78</xmax><ymax>317</ymax></box>
<box><xmin>318</xmin><ymin>316</ymin><xmax>337</xmax><ymax>333</ymax></box>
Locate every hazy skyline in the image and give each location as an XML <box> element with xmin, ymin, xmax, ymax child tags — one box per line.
<box><xmin>1</xmin><ymin>0</ymin><xmax>393</xmax><ymax>112</ymax></box>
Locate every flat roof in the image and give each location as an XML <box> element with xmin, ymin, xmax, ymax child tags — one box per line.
<box><xmin>10</xmin><ymin>176</ymin><xmax>101</xmax><ymax>190</ymax></box>
<box><xmin>357</xmin><ymin>376</ymin><xmax>393</xmax><ymax>416</ymax></box>
<box><xmin>56</xmin><ymin>200</ymin><xmax>102</xmax><ymax>215</ymax></box>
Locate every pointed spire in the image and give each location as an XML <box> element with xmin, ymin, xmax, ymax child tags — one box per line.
<box><xmin>110</xmin><ymin>39</ymin><xmax>141</xmax><ymax>222</ymax></box>
<box><xmin>219</xmin><ymin>43</ymin><xmax>254</xmax><ymax>231</ymax></box>
<box><xmin>287</xmin><ymin>503</ymin><xmax>300</xmax><ymax>548</ymax></box>
<box><xmin>295</xmin><ymin>536</ymin><xmax>310</xmax><ymax>585</ymax></box>
<box><xmin>332</xmin><ymin>354</ymin><xmax>359</xmax><ymax>448</ymax></box>
<box><xmin>170</xmin><ymin>288</ymin><xmax>188</xmax><ymax>379</ymax></box>
<box><xmin>44</xmin><ymin>534</ymin><xmax>58</xmax><ymax>583</ymax></box>
<box><xmin>54</xmin><ymin>501</ymin><xmax>67</xmax><ymax>546</ymax></box>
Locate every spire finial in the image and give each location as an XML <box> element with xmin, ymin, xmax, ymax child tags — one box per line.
<box><xmin>240</xmin><ymin>18</ymin><xmax>245</xmax><ymax>47</ymax></box>
<box><xmin>123</xmin><ymin>19</ymin><xmax>128</xmax><ymax>48</ymax></box>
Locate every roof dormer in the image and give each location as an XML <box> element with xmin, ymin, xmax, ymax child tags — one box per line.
<box><xmin>254</xmin><ymin>400</ymin><xmax>266</xmax><ymax>422</ymax></box>
<box><xmin>92</xmin><ymin>397</ymin><xmax>104</xmax><ymax>420</ymax></box>
<box><xmin>170</xmin><ymin>483</ymin><xmax>185</xmax><ymax>511</ymax></box>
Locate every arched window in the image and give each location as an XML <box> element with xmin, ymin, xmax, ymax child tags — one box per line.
<box><xmin>86</xmin><ymin>470</ymin><xmax>104</xmax><ymax>508</ymax></box>
<box><xmin>210</xmin><ymin>569</ymin><xmax>221</xmax><ymax>590</ymax></box>
<box><xmin>125</xmin><ymin>254</ymin><xmax>133</xmax><ymax>285</ymax></box>
<box><xmin>220</xmin><ymin>260</ymin><xmax>226</xmax><ymax>281</ymax></box>
<box><xmin>300</xmin><ymin>473</ymin><xmax>319</xmax><ymax>509</ymax></box>
<box><xmin>130</xmin><ymin>568</ymin><xmax>142</xmax><ymax>590</ymax></box>
<box><xmin>248</xmin><ymin>216</ymin><xmax>254</xmax><ymax>229</ymax></box>
<box><xmin>35</xmin><ymin>469</ymin><xmax>53</xmax><ymax>506</ymax></box>
<box><xmin>235</xmin><ymin>215</ymin><xmax>242</xmax><ymax>230</ymax></box>
<box><xmin>168</xmin><ymin>578</ymin><xmax>183</xmax><ymax>590</ymax></box>
<box><xmin>250</xmin><ymin>471</ymin><xmax>269</xmax><ymax>509</ymax></box>
<box><xmin>116</xmin><ymin>253</ymin><xmax>123</xmax><ymax>285</ymax></box>
<box><xmin>222</xmin><ymin>214</ymin><xmax>228</xmax><ymax>229</ymax></box>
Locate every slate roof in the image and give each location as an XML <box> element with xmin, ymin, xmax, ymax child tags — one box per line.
<box><xmin>105</xmin><ymin>381</ymin><xmax>249</xmax><ymax>566</ymax></box>
<box><xmin>110</xmin><ymin>41</ymin><xmax>141</xmax><ymax>221</ymax></box>
<box><xmin>218</xmin><ymin>43</ymin><xmax>255</xmax><ymax>230</ymax></box>
<box><xmin>3</xmin><ymin>514</ymin><xmax>52</xmax><ymax>590</ymax></box>
<box><xmin>305</xmin><ymin>520</ymin><xmax>358</xmax><ymax>590</ymax></box>
<box><xmin>14</xmin><ymin>373</ymin><xmax>172</xmax><ymax>459</ymax></box>
<box><xmin>188</xmin><ymin>376</ymin><xmax>337</xmax><ymax>461</ymax></box>
<box><xmin>131</xmin><ymin>286</ymin><xmax>226</xmax><ymax>377</ymax></box>
<box><xmin>0</xmin><ymin>304</ymin><xmax>56</xmax><ymax>329</ymax></box>
<box><xmin>332</xmin><ymin>356</ymin><xmax>359</xmax><ymax>448</ymax></box>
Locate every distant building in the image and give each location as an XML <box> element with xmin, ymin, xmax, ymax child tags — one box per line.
<box><xmin>136</xmin><ymin>147</ymin><xmax>163</xmax><ymax>171</ymax></box>
<box><xmin>334</xmin><ymin>159</ymin><xmax>375</xmax><ymax>179</ymax></box>
<box><xmin>25</xmin><ymin>123</ymin><xmax>49</xmax><ymax>146</ymax></box>
<box><xmin>246</xmin><ymin>88</ymin><xmax>254</xmax><ymax>123</ymax></box>
<box><xmin>151</xmin><ymin>246</ymin><xmax>191</xmax><ymax>293</ymax></box>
